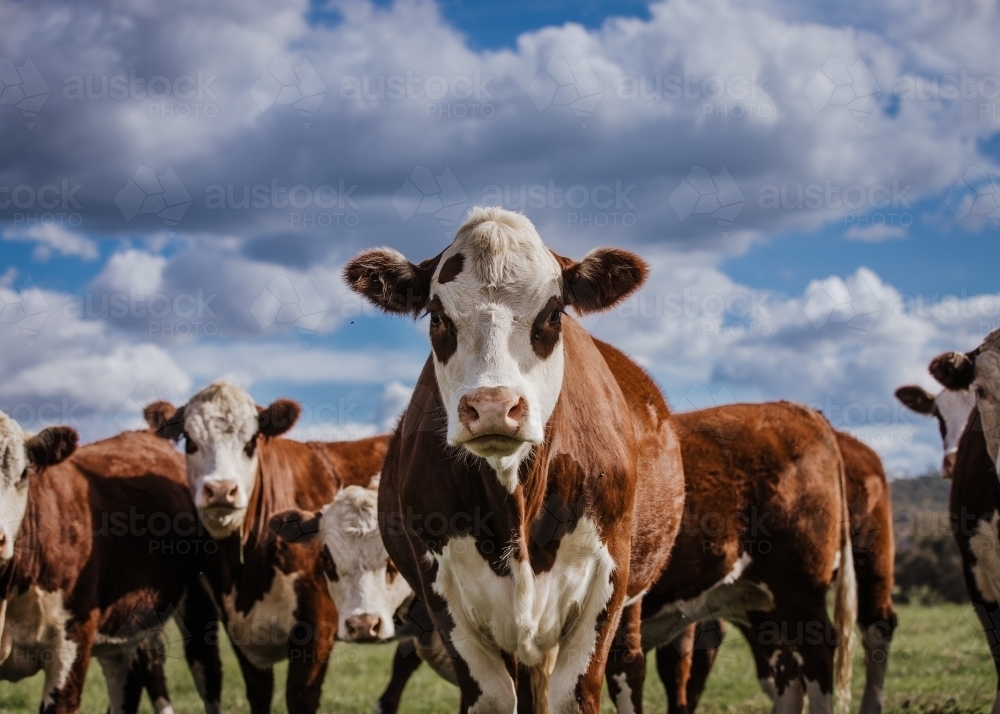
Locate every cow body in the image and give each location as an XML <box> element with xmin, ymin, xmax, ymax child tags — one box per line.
<box><xmin>145</xmin><ymin>384</ymin><xmax>387</xmax><ymax>714</ymax></box>
<box><xmin>0</xmin><ymin>429</ymin><xmax>222</xmax><ymax>714</ymax></box>
<box><xmin>656</xmin><ymin>428</ymin><xmax>896</xmax><ymax>714</ymax></box>
<box><xmin>344</xmin><ymin>207</ymin><xmax>684</xmax><ymax>713</ymax></box>
<box><xmin>638</xmin><ymin>402</ymin><xmax>857</xmax><ymax>714</ymax></box>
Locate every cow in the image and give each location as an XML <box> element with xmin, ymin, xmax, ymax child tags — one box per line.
<box><xmin>143</xmin><ymin>382</ymin><xmax>387</xmax><ymax>714</ymax></box>
<box><xmin>342</xmin><ymin>206</ymin><xmax>686</xmax><ymax>713</ymax></box>
<box><xmin>924</xmin><ymin>327</ymin><xmax>1000</xmax><ymax>714</ymax></box>
<box><xmin>895</xmin><ymin>383</ymin><xmax>975</xmax><ymax>478</ymax></box>
<box><xmin>0</xmin><ymin>411</ymin><xmax>223</xmax><ymax>714</ymax></box>
<box><xmin>654</xmin><ymin>428</ymin><xmax>896</xmax><ymax>714</ymax></box>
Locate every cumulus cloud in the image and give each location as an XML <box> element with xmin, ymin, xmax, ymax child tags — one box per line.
<box><xmin>2</xmin><ymin>224</ymin><xmax>99</xmax><ymax>260</ymax></box>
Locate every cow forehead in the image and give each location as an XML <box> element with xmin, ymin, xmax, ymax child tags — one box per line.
<box><xmin>185</xmin><ymin>381</ymin><xmax>258</xmax><ymax>443</ymax></box>
<box><xmin>0</xmin><ymin>414</ymin><xmax>27</xmax><ymax>484</ymax></box>
<box><xmin>322</xmin><ymin>487</ymin><xmax>387</xmax><ymax>565</ymax></box>
<box><xmin>432</xmin><ymin>209</ymin><xmax>562</xmax><ymax>313</ymax></box>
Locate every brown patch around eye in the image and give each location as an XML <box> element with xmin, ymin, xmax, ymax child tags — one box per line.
<box><xmin>531</xmin><ymin>296</ymin><xmax>564</xmax><ymax>359</ymax></box>
<box><xmin>321</xmin><ymin>545</ymin><xmax>339</xmax><ymax>581</ymax></box>
<box><xmin>438</xmin><ymin>253</ymin><xmax>464</xmax><ymax>284</ymax></box>
<box><xmin>428</xmin><ymin>295</ymin><xmax>457</xmax><ymax>364</ymax></box>
<box><xmin>244</xmin><ymin>436</ymin><xmax>258</xmax><ymax>458</ymax></box>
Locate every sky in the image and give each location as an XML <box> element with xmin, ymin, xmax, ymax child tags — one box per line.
<box><xmin>1</xmin><ymin>0</ymin><xmax>998</xmax><ymax>477</ymax></box>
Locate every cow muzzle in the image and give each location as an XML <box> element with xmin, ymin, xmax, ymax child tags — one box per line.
<box><xmin>457</xmin><ymin>387</ymin><xmax>528</xmax><ymax>457</ymax></box>
<box><xmin>343</xmin><ymin>614</ymin><xmax>384</xmax><ymax>642</ymax></box>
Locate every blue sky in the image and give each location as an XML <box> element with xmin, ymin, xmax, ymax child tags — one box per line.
<box><xmin>2</xmin><ymin>0</ymin><xmax>999</xmax><ymax>475</ymax></box>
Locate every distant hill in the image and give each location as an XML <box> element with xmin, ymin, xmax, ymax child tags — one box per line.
<box><xmin>890</xmin><ymin>473</ymin><xmax>950</xmax><ymax>514</ymax></box>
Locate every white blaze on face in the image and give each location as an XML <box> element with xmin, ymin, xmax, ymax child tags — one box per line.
<box><xmin>181</xmin><ymin>381</ymin><xmax>260</xmax><ymax>539</ymax></box>
<box><xmin>936</xmin><ymin>387</ymin><xmax>976</xmax><ymax>457</ymax></box>
<box><xmin>320</xmin><ymin>486</ymin><xmax>411</xmax><ymax>640</ymax></box>
<box><xmin>429</xmin><ymin>209</ymin><xmax>567</xmax><ymax>488</ymax></box>
<box><xmin>0</xmin><ymin>413</ymin><xmax>30</xmax><ymax>562</ymax></box>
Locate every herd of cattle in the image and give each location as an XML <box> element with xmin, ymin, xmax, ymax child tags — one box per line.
<box><xmin>0</xmin><ymin>206</ymin><xmax>997</xmax><ymax>714</ymax></box>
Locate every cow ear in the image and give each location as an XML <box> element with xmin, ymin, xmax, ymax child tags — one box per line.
<box><xmin>343</xmin><ymin>248</ymin><xmax>441</xmax><ymax>317</ymax></box>
<box><xmin>895</xmin><ymin>386</ymin><xmax>937</xmax><ymax>415</ymax></box>
<box><xmin>26</xmin><ymin>426</ymin><xmax>78</xmax><ymax>468</ymax></box>
<box><xmin>144</xmin><ymin>401</ymin><xmax>185</xmax><ymax>441</ymax></box>
<box><xmin>258</xmin><ymin>399</ymin><xmax>300</xmax><ymax>437</ymax></box>
<box><xmin>929</xmin><ymin>351</ymin><xmax>976</xmax><ymax>391</ymax></box>
<box><xmin>557</xmin><ymin>248</ymin><xmax>648</xmax><ymax>315</ymax></box>
<box><xmin>266</xmin><ymin>508</ymin><xmax>321</xmax><ymax>544</ymax></box>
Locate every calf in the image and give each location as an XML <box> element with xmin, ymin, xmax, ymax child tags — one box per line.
<box><xmin>655</xmin><ymin>428</ymin><xmax>896</xmax><ymax>714</ymax></box>
<box><xmin>343</xmin><ymin>206</ymin><xmax>686</xmax><ymax>712</ymax></box>
<box><xmin>924</xmin><ymin>328</ymin><xmax>1000</xmax><ymax>714</ymax></box>
<box><xmin>0</xmin><ymin>413</ymin><xmax>222</xmax><ymax>714</ymax></box>
<box><xmin>144</xmin><ymin>383</ymin><xmax>386</xmax><ymax>714</ymax></box>
<box><xmin>895</xmin><ymin>383</ymin><xmax>975</xmax><ymax>478</ymax></box>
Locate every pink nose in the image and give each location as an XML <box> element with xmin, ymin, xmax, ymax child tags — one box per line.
<box><xmin>202</xmin><ymin>481</ymin><xmax>240</xmax><ymax>508</ymax></box>
<box><xmin>344</xmin><ymin>614</ymin><xmax>383</xmax><ymax>642</ymax></box>
<box><xmin>458</xmin><ymin>387</ymin><xmax>527</xmax><ymax>436</ymax></box>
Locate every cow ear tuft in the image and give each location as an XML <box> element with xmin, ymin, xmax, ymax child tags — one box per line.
<box><xmin>343</xmin><ymin>248</ymin><xmax>440</xmax><ymax>317</ymax></box>
<box><xmin>258</xmin><ymin>399</ymin><xmax>300</xmax><ymax>438</ymax></box>
<box><xmin>929</xmin><ymin>351</ymin><xmax>976</xmax><ymax>391</ymax></box>
<box><xmin>895</xmin><ymin>386</ymin><xmax>936</xmax><ymax>415</ymax></box>
<box><xmin>144</xmin><ymin>401</ymin><xmax>185</xmax><ymax>441</ymax></box>
<box><xmin>26</xmin><ymin>426</ymin><xmax>78</xmax><ymax>468</ymax></box>
<box><xmin>560</xmin><ymin>248</ymin><xmax>649</xmax><ymax>315</ymax></box>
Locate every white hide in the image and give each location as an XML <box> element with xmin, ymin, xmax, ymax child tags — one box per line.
<box><xmin>0</xmin><ymin>412</ymin><xmax>31</xmax><ymax>563</ymax></box>
<box><xmin>430</xmin><ymin>517</ymin><xmax>615</xmax><ymax>712</ymax></box>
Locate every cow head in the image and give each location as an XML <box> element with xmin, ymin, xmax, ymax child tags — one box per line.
<box><xmin>895</xmin><ymin>384</ymin><xmax>975</xmax><ymax>478</ymax></box>
<box><xmin>144</xmin><ymin>380</ymin><xmax>299</xmax><ymax>539</ymax></box>
<box><xmin>270</xmin><ymin>486</ymin><xmax>412</xmax><ymax>641</ymax></box>
<box><xmin>929</xmin><ymin>329</ymin><xmax>1000</xmax><ymax>474</ymax></box>
<box><xmin>344</xmin><ymin>206</ymin><xmax>646</xmax><ymax>490</ymax></box>
<box><xmin>0</xmin><ymin>411</ymin><xmax>77</xmax><ymax>563</ymax></box>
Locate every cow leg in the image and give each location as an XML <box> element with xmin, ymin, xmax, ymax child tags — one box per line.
<box><xmin>40</xmin><ymin>613</ymin><xmax>97</xmax><ymax>714</ymax></box>
<box><xmin>655</xmin><ymin>620</ymin><xmax>726</xmax><ymax>714</ymax></box>
<box><xmin>969</xmin><ymin>599</ymin><xmax>1000</xmax><ymax>714</ymax></box>
<box><xmin>177</xmin><ymin>583</ymin><xmax>223</xmax><ymax>714</ymax></box>
<box><xmin>375</xmin><ymin>640</ymin><xmax>425</xmax><ymax>714</ymax></box>
<box><xmin>856</xmin><ymin>602</ymin><xmax>895</xmax><ymax>714</ymax></box>
<box><xmin>606</xmin><ymin>602</ymin><xmax>645</xmax><ymax>714</ymax></box>
<box><xmin>285</xmin><ymin>600</ymin><xmax>335</xmax><ymax>714</ymax></box>
<box><xmin>233</xmin><ymin>645</ymin><xmax>274</xmax><ymax>714</ymax></box>
<box><xmin>140</xmin><ymin>639</ymin><xmax>175</xmax><ymax>714</ymax></box>
<box><xmin>97</xmin><ymin>650</ymin><xmax>145</xmax><ymax>714</ymax></box>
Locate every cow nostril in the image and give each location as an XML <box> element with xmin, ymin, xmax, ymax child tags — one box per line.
<box><xmin>459</xmin><ymin>397</ymin><xmax>480</xmax><ymax>425</ymax></box>
<box><xmin>227</xmin><ymin>484</ymin><xmax>238</xmax><ymax>502</ymax></box>
<box><xmin>507</xmin><ymin>398</ymin><xmax>526</xmax><ymax>425</ymax></box>
<box><xmin>203</xmin><ymin>484</ymin><xmax>215</xmax><ymax>500</ymax></box>
<box><xmin>372</xmin><ymin>618</ymin><xmax>382</xmax><ymax>636</ymax></box>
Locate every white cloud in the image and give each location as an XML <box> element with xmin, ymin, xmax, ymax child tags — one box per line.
<box><xmin>844</xmin><ymin>224</ymin><xmax>908</xmax><ymax>241</ymax></box>
<box><xmin>3</xmin><ymin>224</ymin><xmax>98</xmax><ymax>260</ymax></box>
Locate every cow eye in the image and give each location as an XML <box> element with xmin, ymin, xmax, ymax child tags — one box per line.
<box><xmin>244</xmin><ymin>437</ymin><xmax>257</xmax><ymax>458</ymax></box>
<box><xmin>18</xmin><ymin>467</ymin><xmax>28</xmax><ymax>485</ymax></box>
<box><xmin>184</xmin><ymin>434</ymin><xmax>198</xmax><ymax>455</ymax></box>
<box><xmin>548</xmin><ymin>309</ymin><xmax>562</xmax><ymax>324</ymax></box>
<box><xmin>429</xmin><ymin>311</ymin><xmax>442</xmax><ymax>326</ymax></box>
<box><xmin>977</xmin><ymin>385</ymin><xmax>988</xmax><ymax>399</ymax></box>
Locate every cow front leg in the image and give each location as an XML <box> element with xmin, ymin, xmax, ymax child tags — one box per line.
<box><xmin>375</xmin><ymin>640</ymin><xmax>425</xmax><ymax>714</ymax></box>
<box><xmin>178</xmin><ymin>581</ymin><xmax>222</xmax><ymax>714</ymax></box>
<box><xmin>285</xmin><ymin>587</ymin><xmax>335</xmax><ymax>714</ymax></box>
<box><xmin>96</xmin><ymin>649</ymin><xmax>144</xmax><ymax>714</ymax></box>
<box><xmin>606</xmin><ymin>602</ymin><xmax>645</xmax><ymax>714</ymax></box>
<box><xmin>40</xmin><ymin>613</ymin><xmax>97</xmax><ymax>714</ymax></box>
<box><xmin>549</xmin><ymin>595</ymin><xmax>625</xmax><ymax>714</ymax></box>
<box><xmin>232</xmin><ymin>645</ymin><xmax>274</xmax><ymax>714</ymax></box>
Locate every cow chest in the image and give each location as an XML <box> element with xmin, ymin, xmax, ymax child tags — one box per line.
<box><xmin>218</xmin><ymin>568</ymin><xmax>301</xmax><ymax>669</ymax></box>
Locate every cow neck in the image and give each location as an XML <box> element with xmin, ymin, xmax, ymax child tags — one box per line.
<box><xmin>5</xmin><ymin>468</ymin><xmax>50</xmax><ymax>597</ymax></box>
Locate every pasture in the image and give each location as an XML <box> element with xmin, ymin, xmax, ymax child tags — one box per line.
<box><xmin>0</xmin><ymin>604</ymin><xmax>990</xmax><ymax>713</ymax></box>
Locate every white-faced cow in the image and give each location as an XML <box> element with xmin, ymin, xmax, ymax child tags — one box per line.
<box><xmin>144</xmin><ymin>382</ymin><xmax>387</xmax><ymax>714</ymax></box>
<box><xmin>895</xmin><ymin>384</ymin><xmax>975</xmax><ymax>478</ymax></box>
<box><xmin>925</xmin><ymin>328</ymin><xmax>1000</xmax><ymax>714</ymax></box>
<box><xmin>654</xmin><ymin>426</ymin><xmax>896</xmax><ymax>714</ymax></box>
<box><xmin>343</xmin><ymin>206</ymin><xmax>686</xmax><ymax>713</ymax></box>
<box><xmin>0</xmin><ymin>412</ymin><xmax>223</xmax><ymax>714</ymax></box>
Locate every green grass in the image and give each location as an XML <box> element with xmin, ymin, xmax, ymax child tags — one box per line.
<box><xmin>1</xmin><ymin>604</ymin><xmax>993</xmax><ymax>712</ymax></box>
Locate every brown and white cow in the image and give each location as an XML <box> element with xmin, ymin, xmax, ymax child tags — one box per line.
<box><xmin>144</xmin><ymin>382</ymin><xmax>386</xmax><ymax>714</ymax></box>
<box><xmin>924</xmin><ymin>328</ymin><xmax>1000</xmax><ymax>714</ymax></box>
<box><xmin>343</xmin><ymin>206</ymin><xmax>686</xmax><ymax>713</ymax></box>
<box><xmin>0</xmin><ymin>413</ymin><xmax>223</xmax><ymax>714</ymax></box>
<box><xmin>895</xmin><ymin>383</ymin><xmax>976</xmax><ymax>478</ymax></box>
<box><xmin>654</xmin><ymin>427</ymin><xmax>896</xmax><ymax>714</ymax></box>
